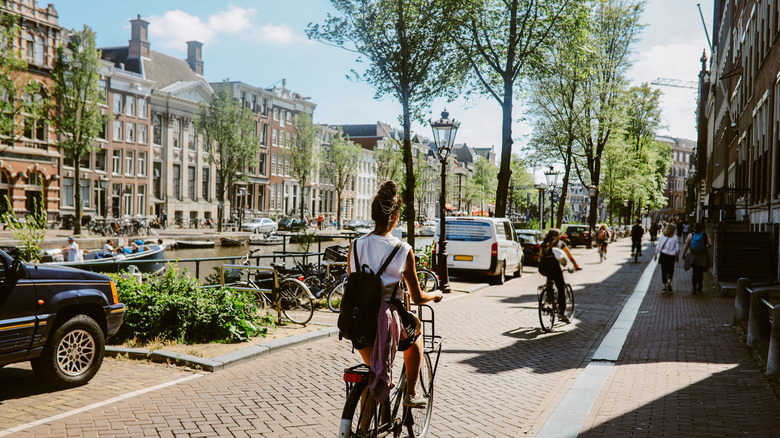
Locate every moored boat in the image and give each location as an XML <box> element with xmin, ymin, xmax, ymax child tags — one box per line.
<box><xmin>42</xmin><ymin>243</ymin><xmax>166</xmax><ymax>274</ymax></box>
<box><xmin>220</xmin><ymin>237</ymin><xmax>246</xmax><ymax>247</ymax></box>
<box><xmin>249</xmin><ymin>234</ymin><xmax>285</xmax><ymax>246</ymax></box>
<box><xmin>175</xmin><ymin>240</ymin><xmax>215</xmax><ymax>249</ymax></box>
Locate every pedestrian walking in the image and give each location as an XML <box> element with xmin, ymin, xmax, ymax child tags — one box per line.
<box><xmin>682</xmin><ymin>221</ymin><xmax>690</xmax><ymax>242</ymax></box>
<box><xmin>317</xmin><ymin>214</ymin><xmax>323</xmax><ymax>230</ymax></box>
<box><xmin>682</xmin><ymin>222</ymin><xmax>712</xmax><ymax>294</ymax></box>
<box><xmin>676</xmin><ymin>219</ymin><xmax>684</xmax><ymax>242</ymax></box>
<box><xmin>654</xmin><ymin>223</ymin><xmax>679</xmax><ymax>293</ymax></box>
<box><xmin>160</xmin><ymin>210</ymin><xmax>167</xmax><ymax>230</ymax></box>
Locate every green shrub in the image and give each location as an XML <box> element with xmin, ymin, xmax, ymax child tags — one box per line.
<box><xmin>110</xmin><ymin>264</ymin><xmax>274</xmax><ymax>344</ymax></box>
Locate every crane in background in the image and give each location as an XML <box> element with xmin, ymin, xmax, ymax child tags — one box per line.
<box><xmin>651</xmin><ymin>78</ymin><xmax>697</xmax><ymax>89</ymax></box>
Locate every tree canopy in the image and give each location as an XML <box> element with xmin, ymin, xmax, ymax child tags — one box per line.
<box><xmin>320</xmin><ymin>128</ymin><xmax>362</xmax><ymax>228</ymax></box>
<box><xmin>289</xmin><ymin>112</ymin><xmax>317</xmax><ymax>220</ymax></box>
<box><xmin>50</xmin><ymin>25</ymin><xmax>105</xmax><ymax>235</ymax></box>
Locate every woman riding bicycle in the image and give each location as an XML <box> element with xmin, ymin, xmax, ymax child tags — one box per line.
<box><xmin>538</xmin><ymin>228</ymin><xmax>580</xmax><ymax>324</ymax></box>
<box><xmin>348</xmin><ymin>180</ymin><xmax>443</xmax><ymax>407</ymax></box>
<box><xmin>596</xmin><ymin>224</ymin><xmax>609</xmax><ymax>259</ymax></box>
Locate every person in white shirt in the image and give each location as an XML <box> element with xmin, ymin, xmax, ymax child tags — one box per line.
<box><xmin>654</xmin><ymin>224</ymin><xmax>679</xmax><ymax>293</ymax></box>
<box><xmin>102</xmin><ymin>240</ymin><xmax>117</xmax><ymax>257</ymax></box>
<box><xmin>62</xmin><ymin>236</ymin><xmax>80</xmax><ymax>262</ymax></box>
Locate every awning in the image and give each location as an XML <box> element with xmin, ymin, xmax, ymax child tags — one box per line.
<box><xmin>444</xmin><ymin>203</ymin><xmax>456</xmax><ymax>210</ymax></box>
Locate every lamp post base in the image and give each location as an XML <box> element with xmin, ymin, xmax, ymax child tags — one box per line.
<box><xmin>437</xmin><ymin>252</ymin><xmax>451</xmax><ymax>293</ymax></box>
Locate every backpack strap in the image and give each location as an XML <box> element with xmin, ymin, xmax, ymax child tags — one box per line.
<box><xmin>351</xmin><ymin>239</ymin><xmax>360</xmax><ymax>273</ymax></box>
<box><xmin>377</xmin><ymin>242</ymin><xmax>404</xmax><ymax>276</ymax></box>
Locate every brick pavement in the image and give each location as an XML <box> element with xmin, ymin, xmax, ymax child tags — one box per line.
<box><xmin>578</xmin><ymin>242</ymin><xmax>780</xmax><ymax>437</ymax></box>
<box><xmin>3</xmin><ymin>238</ymin><xmax>779</xmax><ymax>437</ymax></box>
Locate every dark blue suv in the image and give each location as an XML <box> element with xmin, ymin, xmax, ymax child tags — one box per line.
<box><xmin>0</xmin><ymin>249</ymin><xmax>125</xmax><ymax>388</ymax></box>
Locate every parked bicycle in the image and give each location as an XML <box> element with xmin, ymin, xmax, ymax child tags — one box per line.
<box><xmin>537</xmin><ymin>268</ymin><xmax>576</xmax><ymax>332</ymax></box>
<box><xmin>303</xmin><ymin>263</ymin><xmax>348</xmax><ymax>312</ymax></box>
<box><xmin>339</xmin><ymin>301</ymin><xmax>442</xmax><ymax>437</ymax></box>
<box><xmin>220</xmin><ymin>250</ymin><xmax>315</xmax><ymax>325</ymax></box>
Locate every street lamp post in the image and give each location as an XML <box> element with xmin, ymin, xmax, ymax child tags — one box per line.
<box><xmin>430</xmin><ymin>109</ymin><xmax>460</xmax><ymax>294</ymax></box>
<box><xmin>535</xmin><ymin>183</ymin><xmax>548</xmax><ymax>231</ymax></box>
<box><xmin>544</xmin><ymin>166</ymin><xmax>560</xmax><ymax>228</ymax></box>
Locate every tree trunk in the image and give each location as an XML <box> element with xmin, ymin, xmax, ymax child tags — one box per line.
<box><xmin>336</xmin><ymin>191</ymin><xmax>342</xmax><ymax>229</ymax></box>
<box><xmin>216</xmin><ymin>175</ymin><xmax>224</xmax><ymax>233</ymax></box>
<box><xmin>74</xmin><ymin>156</ymin><xmax>82</xmax><ymax>235</ymax></box>
<box><xmin>495</xmin><ymin>76</ymin><xmax>514</xmax><ymax>218</ymax></box>
<box><xmin>402</xmin><ymin>97</ymin><xmax>416</xmax><ymax>249</ymax></box>
<box><xmin>300</xmin><ymin>186</ymin><xmax>306</xmax><ymax>221</ymax></box>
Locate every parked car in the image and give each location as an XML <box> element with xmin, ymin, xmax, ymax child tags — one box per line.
<box><xmin>343</xmin><ymin>219</ymin><xmax>365</xmax><ymax>230</ymax></box>
<box><xmin>278</xmin><ymin>217</ymin><xmax>307</xmax><ymax>232</ymax></box>
<box><xmin>516</xmin><ymin>229</ymin><xmax>544</xmax><ymax>265</ymax></box>
<box><xmin>241</xmin><ymin>217</ymin><xmax>278</xmax><ymax>233</ymax></box>
<box><xmin>434</xmin><ymin>217</ymin><xmax>523</xmax><ymax>285</ymax></box>
<box><xmin>563</xmin><ymin>224</ymin><xmax>592</xmax><ymax>248</ymax></box>
<box><xmin>418</xmin><ymin>220</ymin><xmax>438</xmax><ymax>236</ymax></box>
<box><xmin>0</xmin><ymin>249</ymin><xmax>126</xmax><ymax>388</ymax></box>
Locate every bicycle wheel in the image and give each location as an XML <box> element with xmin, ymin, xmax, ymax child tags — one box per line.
<box><xmin>416</xmin><ymin>269</ymin><xmax>439</xmax><ymax>293</ymax></box>
<box><xmin>234</xmin><ymin>281</ymin><xmax>267</xmax><ymax>313</ymax></box>
<box><xmin>406</xmin><ymin>352</ymin><xmax>434</xmax><ymax>438</ymax></box>
<box><xmin>538</xmin><ymin>286</ymin><xmax>556</xmax><ymax>333</ymax></box>
<box><xmin>328</xmin><ymin>279</ymin><xmax>346</xmax><ymax>313</ymax></box>
<box><xmin>339</xmin><ymin>381</ymin><xmax>378</xmax><ymax>437</ymax></box>
<box><xmin>564</xmin><ymin>284</ymin><xmax>574</xmax><ymax>320</ymax></box>
<box><xmin>302</xmin><ymin>275</ymin><xmax>326</xmax><ymax>300</ymax></box>
<box><xmin>279</xmin><ymin>278</ymin><xmax>314</xmax><ymax>324</ymax></box>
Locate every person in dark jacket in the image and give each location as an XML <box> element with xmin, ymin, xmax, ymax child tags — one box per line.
<box><xmin>631</xmin><ymin>219</ymin><xmax>644</xmax><ymax>256</ymax></box>
<box><xmin>538</xmin><ymin>229</ymin><xmax>581</xmax><ymax>324</ymax></box>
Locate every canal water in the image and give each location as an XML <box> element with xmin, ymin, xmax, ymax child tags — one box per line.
<box><xmin>167</xmin><ymin>235</ymin><xmax>435</xmax><ymax>283</ymax></box>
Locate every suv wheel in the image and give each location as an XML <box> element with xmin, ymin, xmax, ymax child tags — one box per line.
<box><xmin>31</xmin><ymin>314</ymin><xmax>105</xmax><ymax>389</ymax></box>
<box><xmin>491</xmin><ymin>263</ymin><xmax>506</xmax><ymax>285</ymax></box>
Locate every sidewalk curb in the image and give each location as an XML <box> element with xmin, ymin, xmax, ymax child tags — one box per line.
<box><xmin>106</xmin><ymin>326</ymin><xmax>341</xmax><ymax>372</ymax></box>
<box><xmin>452</xmin><ymin>283</ymin><xmax>490</xmax><ymax>294</ymax></box>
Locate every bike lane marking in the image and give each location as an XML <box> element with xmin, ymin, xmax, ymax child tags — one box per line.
<box><xmin>535</xmin><ymin>256</ymin><xmax>657</xmax><ymax>438</ymax></box>
<box><xmin>0</xmin><ymin>373</ymin><xmax>204</xmax><ymax>437</ymax></box>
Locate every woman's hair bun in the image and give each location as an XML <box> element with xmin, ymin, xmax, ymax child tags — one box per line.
<box><xmin>378</xmin><ymin>180</ymin><xmax>398</xmax><ymax>198</ymax></box>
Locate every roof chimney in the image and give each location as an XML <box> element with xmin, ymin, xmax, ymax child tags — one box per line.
<box><xmin>129</xmin><ymin>15</ymin><xmax>150</xmax><ymax>58</ymax></box>
<box><xmin>186</xmin><ymin>41</ymin><xmax>203</xmax><ymax>75</ymax></box>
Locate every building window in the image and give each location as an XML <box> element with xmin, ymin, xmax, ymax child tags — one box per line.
<box><xmin>139</xmin><ymin>125</ymin><xmax>148</xmax><ymax>144</ymax></box>
<box><xmin>286</xmin><ymin>111</ymin><xmax>292</xmax><ymax>125</ymax></box>
<box><xmin>261</xmin><ymin>98</ymin><xmax>268</xmax><ymax>115</ymax></box>
<box><xmin>113</xmin><ymin>121</ymin><xmax>122</xmax><ymax>141</ymax></box>
<box><xmin>202</xmin><ymin>168</ymin><xmax>210</xmax><ymax>202</ymax></box>
<box><xmin>258</xmin><ymin>153</ymin><xmax>267</xmax><ymax>177</ymax></box>
<box><xmin>95</xmin><ymin>149</ymin><xmax>106</xmax><ymax>171</ymax></box>
<box><xmin>188</xmin><ymin>122</ymin><xmax>197</xmax><ymax>150</ymax></box>
<box><xmin>126</xmin><ymin>122</ymin><xmax>135</xmax><ymax>142</ymax></box>
<box><xmin>112</xmin><ymin>150</ymin><xmax>122</xmax><ymax>174</ymax></box>
<box><xmin>172</xmin><ymin>118</ymin><xmax>182</xmax><ymax>148</ymax></box>
<box><xmin>138</xmin><ymin>152</ymin><xmax>147</xmax><ymax>176</ymax></box>
<box><xmin>273</xmin><ymin>108</ymin><xmax>279</xmax><ymax>121</ymax></box>
<box><xmin>173</xmin><ymin>164</ymin><xmax>181</xmax><ymax>200</ymax></box>
<box><xmin>113</xmin><ymin>93</ymin><xmax>122</xmax><ymax>114</ymax></box>
<box><xmin>35</xmin><ymin>36</ymin><xmax>44</xmax><ymax>65</ymax></box>
<box><xmin>138</xmin><ymin>98</ymin><xmax>147</xmax><ymax>118</ymax></box>
<box><xmin>188</xmin><ymin>166</ymin><xmax>196</xmax><ymax>200</ymax></box>
<box><xmin>269</xmin><ymin>184</ymin><xmax>275</xmax><ymax>209</ymax></box>
<box><xmin>62</xmin><ymin>177</ymin><xmax>74</xmax><ymax>207</ymax></box>
<box><xmin>137</xmin><ymin>185</ymin><xmax>146</xmax><ymax>216</ymax></box>
<box><xmin>153</xmin><ymin>113</ymin><xmax>162</xmax><ymax>145</ymax></box>
<box><xmin>280</xmin><ymin>110</ymin><xmax>285</xmax><ymax>127</ymax></box>
<box><xmin>271</xmin><ymin>153</ymin><xmax>277</xmax><ymax>176</ymax></box>
<box><xmin>98</xmin><ymin>121</ymin><xmax>107</xmax><ymax>140</ymax></box>
<box><xmin>153</xmin><ymin>162</ymin><xmax>162</xmax><ymax>199</ymax></box>
<box><xmin>80</xmin><ymin>179</ymin><xmax>91</xmax><ymax>208</ymax></box>
<box><xmin>125</xmin><ymin>150</ymin><xmax>134</xmax><ymax>175</ymax></box>
<box><xmin>272</xmin><ymin>129</ymin><xmax>278</xmax><ymax>146</ymax></box>
<box><xmin>123</xmin><ymin>185</ymin><xmax>133</xmax><ymax>216</ymax></box>
<box><xmin>260</xmin><ymin>123</ymin><xmax>268</xmax><ymax>146</ymax></box>
<box><xmin>126</xmin><ymin>96</ymin><xmax>135</xmax><ymax>117</ymax></box>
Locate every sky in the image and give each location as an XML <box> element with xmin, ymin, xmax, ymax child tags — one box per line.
<box><xmin>52</xmin><ymin>0</ymin><xmax>713</xmax><ymax>161</ymax></box>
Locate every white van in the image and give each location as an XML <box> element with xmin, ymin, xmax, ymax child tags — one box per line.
<box><xmin>434</xmin><ymin>217</ymin><xmax>523</xmax><ymax>285</ymax></box>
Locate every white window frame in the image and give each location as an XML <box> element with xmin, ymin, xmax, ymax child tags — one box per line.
<box><xmin>126</xmin><ymin>122</ymin><xmax>135</xmax><ymax>143</ymax></box>
<box><xmin>125</xmin><ymin>150</ymin><xmax>134</xmax><ymax>176</ymax></box>
<box><xmin>138</xmin><ymin>151</ymin><xmax>147</xmax><ymax>177</ymax></box>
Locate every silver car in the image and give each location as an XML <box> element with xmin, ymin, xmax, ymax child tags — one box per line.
<box><xmin>241</xmin><ymin>218</ymin><xmax>278</xmax><ymax>233</ymax></box>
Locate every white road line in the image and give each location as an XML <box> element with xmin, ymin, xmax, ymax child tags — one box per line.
<box><xmin>535</xmin><ymin>258</ymin><xmax>657</xmax><ymax>438</ymax></box>
<box><xmin>0</xmin><ymin>373</ymin><xmax>204</xmax><ymax>436</ymax></box>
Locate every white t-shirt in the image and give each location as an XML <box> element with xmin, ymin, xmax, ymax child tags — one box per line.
<box><xmin>349</xmin><ymin>233</ymin><xmax>411</xmax><ymax>302</ymax></box>
<box><xmin>66</xmin><ymin>242</ymin><xmax>79</xmax><ymax>261</ymax></box>
<box><xmin>656</xmin><ymin>234</ymin><xmax>679</xmax><ymax>256</ymax></box>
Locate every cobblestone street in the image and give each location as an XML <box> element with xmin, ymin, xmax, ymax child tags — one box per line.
<box><xmin>2</xmin><ymin>239</ymin><xmax>780</xmax><ymax>437</ymax></box>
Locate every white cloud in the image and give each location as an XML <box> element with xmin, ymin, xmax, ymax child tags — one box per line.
<box><xmin>147</xmin><ymin>6</ymin><xmax>302</xmax><ymax>50</ymax></box>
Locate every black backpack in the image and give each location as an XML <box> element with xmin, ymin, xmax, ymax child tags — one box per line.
<box><xmin>338</xmin><ymin>240</ymin><xmax>403</xmax><ymax>348</ymax></box>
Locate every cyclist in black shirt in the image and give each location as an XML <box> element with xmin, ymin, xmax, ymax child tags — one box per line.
<box><xmin>539</xmin><ymin>229</ymin><xmax>581</xmax><ymax>324</ymax></box>
<box><xmin>631</xmin><ymin>219</ymin><xmax>644</xmax><ymax>257</ymax></box>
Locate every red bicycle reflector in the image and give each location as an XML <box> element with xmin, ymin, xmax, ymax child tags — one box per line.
<box><xmin>297</xmin><ymin>276</ymin><xmax>305</xmax><ymax>281</ymax></box>
<box><xmin>344</xmin><ymin>372</ymin><xmax>363</xmax><ymax>383</ymax></box>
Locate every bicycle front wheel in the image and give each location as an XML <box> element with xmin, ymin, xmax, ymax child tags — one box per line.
<box><xmin>406</xmin><ymin>352</ymin><xmax>434</xmax><ymax>438</ymax></box>
<box><xmin>564</xmin><ymin>284</ymin><xmax>575</xmax><ymax>320</ymax></box>
<box><xmin>279</xmin><ymin>278</ymin><xmax>314</xmax><ymax>324</ymax></box>
<box><xmin>328</xmin><ymin>279</ymin><xmax>346</xmax><ymax>313</ymax></box>
<box><xmin>416</xmin><ymin>269</ymin><xmax>439</xmax><ymax>293</ymax></box>
<box><xmin>538</xmin><ymin>287</ymin><xmax>556</xmax><ymax>333</ymax></box>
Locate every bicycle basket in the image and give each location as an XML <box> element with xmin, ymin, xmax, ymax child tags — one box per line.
<box><xmin>324</xmin><ymin>245</ymin><xmax>349</xmax><ymax>262</ymax></box>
